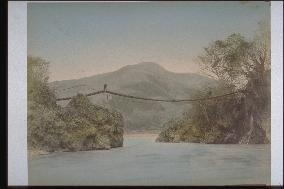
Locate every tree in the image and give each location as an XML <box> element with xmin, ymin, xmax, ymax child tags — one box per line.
<box><xmin>198</xmin><ymin>20</ymin><xmax>271</xmax><ymax>90</ymax></box>
<box><xmin>27</xmin><ymin>56</ymin><xmax>56</xmax><ymax>107</ymax></box>
<box><xmin>198</xmin><ymin>33</ymin><xmax>252</xmax><ymax>88</ymax></box>
<box><xmin>157</xmin><ymin>21</ymin><xmax>271</xmax><ymax>144</ymax></box>
<box><xmin>194</xmin><ymin>23</ymin><xmax>271</xmax><ymax>143</ymax></box>
<box><xmin>27</xmin><ymin>60</ymin><xmax>124</xmax><ymax>151</ymax></box>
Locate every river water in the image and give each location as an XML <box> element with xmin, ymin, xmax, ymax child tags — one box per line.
<box><xmin>29</xmin><ymin>135</ymin><xmax>270</xmax><ymax>185</ymax></box>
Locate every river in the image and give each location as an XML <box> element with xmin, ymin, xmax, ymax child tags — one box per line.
<box><xmin>29</xmin><ymin>134</ymin><xmax>270</xmax><ymax>185</ymax></box>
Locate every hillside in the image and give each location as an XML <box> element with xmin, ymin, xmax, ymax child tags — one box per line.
<box><xmin>50</xmin><ymin>62</ymin><xmax>216</xmax><ymax>132</ymax></box>
<box><xmin>156</xmin><ymin>70</ymin><xmax>271</xmax><ymax>144</ymax></box>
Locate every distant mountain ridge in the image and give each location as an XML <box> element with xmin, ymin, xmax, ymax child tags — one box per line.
<box><xmin>50</xmin><ymin>62</ymin><xmax>217</xmax><ymax>132</ymax></box>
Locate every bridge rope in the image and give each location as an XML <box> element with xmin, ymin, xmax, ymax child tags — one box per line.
<box><xmin>56</xmin><ymin>89</ymin><xmax>247</xmax><ymax>102</ymax></box>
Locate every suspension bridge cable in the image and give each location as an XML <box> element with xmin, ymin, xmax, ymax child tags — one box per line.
<box><xmin>56</xmin><ymin>89</ymin><xmax>247</xmax><ymax>102</ymax></box>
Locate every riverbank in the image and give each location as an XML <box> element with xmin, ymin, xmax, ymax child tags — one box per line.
<box><xmin>28</xmin><ymin>149</ymin><xmax>51</xmax><ymax>159</ymax></box>
<box><xmin>28</xmin><ymin>133</ymin><xmax>159</xmax><ymax>159</ymax></box>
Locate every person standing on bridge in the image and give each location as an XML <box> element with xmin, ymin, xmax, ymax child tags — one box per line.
<box><xmin>103</xmin><ymin>83</ymin><xmax>111</xmax><ymax>101</ymax></box>
<box><xmin>104</xmin><ymin>84</ymin><xmax>107</xmax><ymax>92</ymax></box>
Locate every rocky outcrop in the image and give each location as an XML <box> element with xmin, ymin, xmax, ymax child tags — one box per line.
<box><xmin>156</xmin><ymin>70</ymin><xmax>271</xmax><ymax>145</ymax></box>
<box><xmin>156</xmin><ymin>118</ymin><xmax>269</xmax><ymax>144</ymax></box>
<box><xmin>60</xmin><ymin>94</ymin><xmax>124</xmax><ymax>151</ymax></box>
<box><xmin>28</xmin><ymin>94</ymin><xmax>124</xmax><ymax>153</ymax></box>
<box><xmin>156</xmin><ymin>107</ymin><xmax>270</xmax><ymax>144</ymax></box>
<box><xmin>155</xmin><ymin>118</ymin><xmax>206</xmax><ymax>143</ymax></box>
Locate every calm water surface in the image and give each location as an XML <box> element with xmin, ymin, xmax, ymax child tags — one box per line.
<box><xmin>29</xmin><ymin>135</ymin><xmax>270</xmax><ymax>185</ymax></box>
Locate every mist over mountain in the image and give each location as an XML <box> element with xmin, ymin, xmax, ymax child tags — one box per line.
<box><xmin>50</xmin><ymin>62</ymin><xmax>217</xmax><ymax>132</ymax></box>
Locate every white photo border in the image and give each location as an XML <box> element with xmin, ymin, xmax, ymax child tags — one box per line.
<box><xmin>8</xmin><ymin>1</ymin><xmax>283</xmax><ymax>186</ymax></box>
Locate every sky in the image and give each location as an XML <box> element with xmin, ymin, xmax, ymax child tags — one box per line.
<box><xmin>27</xmin><ymin>1</ymin><xmax>270</xmax><ymax>82</ymax></box>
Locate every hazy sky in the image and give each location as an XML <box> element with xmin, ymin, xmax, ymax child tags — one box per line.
<box><xmin>28</xmin><ymin>1</ymin><xmax>270</xmax><ymax>82</ymax></box>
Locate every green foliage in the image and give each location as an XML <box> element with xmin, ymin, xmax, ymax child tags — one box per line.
<box><xmin>60</xmin><ymin>94</ymin><xmax>124</xmax><ymax>151</ymax></box>
<box><xmin>199</xmin><ymin>33</ymin><xmax>252</xmax><ymax>87</ymax></box>
<box><xmin>158</xmin><ymin>27</ymin><xmax>271</xmax><ymax>144</ymax></box>
<box><xmin>28</xmin><ymin>56</ymin><xmax>124</xmax><ymax>153</ymax></box>
<box><xmin>27</xmin><ymin>56</ymin><xmax>63</xmax><ymax>151</ymax></box>
<box><xmin>27</xmin><ymin>56</ymin><xmax>57</xmax><ymax>108</ymax></box>
<box><xmin>28</xmin><ymin>101</ymin><xmax>66</xmax><ymax>152</ymax></box>
<box><xmin>199</xmin><ymin>29</ymin><xmax>270</xmax><ymax>89</ymax></box>
<box><xmin>197</xmin><ymin>29</ymin><xmax>271</xmax><ymax>143</ymax></box>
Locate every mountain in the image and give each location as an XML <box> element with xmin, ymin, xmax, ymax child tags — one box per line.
<box><xmin>50</xmin><ymin>62</ymin><xmax>217</xmax><ymax>132</ymax></box>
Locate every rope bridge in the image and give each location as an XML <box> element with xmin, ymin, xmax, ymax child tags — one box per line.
<box><xmin>56</xmin><ymin>86</ymin><xmax>247</xmax><ymax>102</ymax></box>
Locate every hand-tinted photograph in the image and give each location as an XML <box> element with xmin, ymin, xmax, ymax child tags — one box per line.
<box><xmin>27</xmin><ymin>1</ymin><xmax>271</xmax><ymax>185</ymax></box>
